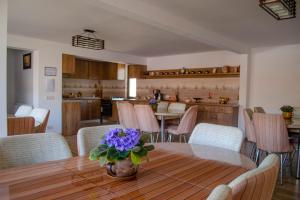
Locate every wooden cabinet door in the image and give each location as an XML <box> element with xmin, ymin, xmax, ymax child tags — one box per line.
<box><xmin>117</xmin><ymin>64</ymin><xmax>125</xmax><ymax>80</ymax></box>
<box><xmin>62</xmin><ymin>54</ymin><xmax>75</xmax><ymax>74</ymax></box>
<box><xmin>73</xmin><ymin>59</ymin><xmax>89</xmax><ymax>79</ymax></box>
<box><xmin>103</xmin><ymin>62</ymin><xmax>118</xmax><ymax>80</ymax></box>
<box><xmin>89</xmin><ymin>61</ymin><xmax>104</xmax><ymax>80</ymax></box>
<box><xmin>62</xmin><ymin>102</ymin><xmax>81</xmax><ymax>136</ymax></box>
<box><xmin>80</xmin><ymin>101</ymin><xmax>88</xmax><ymax>121</ymax></box>
<box><xmin>128</xmin><ymin>65</ymin><xmax>147</xmax><ymax>79</ymax></box>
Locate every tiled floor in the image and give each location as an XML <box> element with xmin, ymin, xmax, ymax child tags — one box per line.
<box><xmin>64</xmin><ymin>134</ymin><xmax>300</xmax><ymax>200</ymax></box>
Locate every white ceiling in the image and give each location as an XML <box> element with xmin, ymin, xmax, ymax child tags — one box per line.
<box><xmin>7</xmin><ymin>0</ymin><xmax>300</xmax><ymax>57</ymax></box>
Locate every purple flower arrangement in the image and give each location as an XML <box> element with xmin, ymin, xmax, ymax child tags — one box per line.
<box><xmin>90</xmin><ymin>128</ymin><xmax>155</xmax><ymax>166</ymax></box>
<box><xmin>149</xmin><ymin>98</ymin><xmax>157</xmax><ymax>105</ymax></box>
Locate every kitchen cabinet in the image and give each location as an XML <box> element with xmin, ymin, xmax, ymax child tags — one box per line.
<box><xmin>103</xmin><ymin>62</ymin><xmax>118</xmax><ymax>80</ymax></box>
<box><xmin>117</xmin><ymin>64</ymin><xmax>125</xmax><ymax>80</ymax></box>
<box><xmin>89</xmin><ymin>61</ymin><xmax>104</xmax><ymax>80</ymax></box>
<box><xmin>62</xmin><ymin>102</ymin><xmax>81</xmax><ymax>136</ymax></box>
<box><xmin>80</xmin><ymin>100</ymin><xmax>100</xmax><ymax>121</ymax></box>
<box><xmin>196</xmin><ymin>104</ymin><xmax>239</xmax><ymax>127</ymax></box>
<box><xmin>128</xmin><ymin>65</ymin><xmax>147</xmax><ymax>79</ymax></box>
<box><xmin>62</xmin><ymin>54</ymin><xmax>75</xmax><ymax>74</ymax></box>
<box><xmin>73</xmin><ymin>59</ymin><xmax>89</xmax><ymax>79</ymax></box>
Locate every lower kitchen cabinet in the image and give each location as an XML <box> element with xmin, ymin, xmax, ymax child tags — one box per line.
<box><xmin>62</xmin><ymin>102</ymin><xmax>81</xmax><ymax>136</ymax></box>
<box><xmin>80</xmin><ymin>100</ymin><xmax>101</xmax><ymax>121</ymax></box>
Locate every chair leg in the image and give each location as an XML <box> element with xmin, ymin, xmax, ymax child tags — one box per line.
<box><xmin>255</xmin><ymin>149</ymin><xmax>260</xmax><ymax>166</ymax></box>
<box><xmin>183</xmin><ymin>135</ymin><xmax>187</xmax><ymax>143</ymax></box>
<box><xmin>280</xmin><ymin>153</ymin><xmax>284</xmax><ymax>185</ymax></box>
<box><xmin>179</xmin><ymin>135</ymin><xmax>182</xmax><ymax>143</ymax></box>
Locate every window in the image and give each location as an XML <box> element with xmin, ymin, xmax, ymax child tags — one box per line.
<box><xmin>129</xmin><ymin>78</ymin><xmax>137</xmax><ymax>98</ymax></box>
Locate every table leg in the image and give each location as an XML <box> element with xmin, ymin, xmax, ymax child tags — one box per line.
<box><xmin>161</xmin><ymin>116</ymin><xmax>165</xmax><ymax>142</ymax></box>
<box><xmin>297</xmin><ymin>137</ymin><xmax>300</xmax><ymax>179</ymax></box>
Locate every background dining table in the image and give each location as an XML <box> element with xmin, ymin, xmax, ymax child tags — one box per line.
<box><xmin>0</xmin><ymin>143</ymin><xmax>255</xmax><ymax>200</ymax></box>
<box><xmin>154</xmin><ymin>112</ymin><xmax>183</xmax><ymax>142</ymax></box>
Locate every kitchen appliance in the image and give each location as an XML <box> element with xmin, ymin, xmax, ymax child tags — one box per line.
<box><xmin>100</xmin><ymin>99</ymin><xmax>112</xmax><ymax>123</ymax></box>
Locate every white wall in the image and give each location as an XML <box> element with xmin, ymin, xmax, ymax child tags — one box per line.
<box><xmin>8</xmin><ymin>34</ymin><xmax>146</xmax><ymax>133</ymax></box>
<box><xmin>0</xmin><ymin>0</ymin><xmax>8</xmax><ymax>136</ymax></box>
<box><xmin>248</xmin><ymin>44</ymin><xmax>300</xmax><ymax>113</ymax></box>
<box><xmin>147</xmin><ymin>51</ymin><xmax>249</xmax><ymax>128</ymax></box>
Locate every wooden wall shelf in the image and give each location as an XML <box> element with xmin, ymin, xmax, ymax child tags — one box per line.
<box><xmin>145</xmin><ymin>66</ymin><xmax>240</xmax><ymax>79</ymax></box>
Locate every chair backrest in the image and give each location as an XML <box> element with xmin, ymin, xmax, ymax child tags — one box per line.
<box><xmin>243</xmin><ymin>109</ymin><xmax>256</xmax><ymax>143</ymax></box>
<box><xmin>254</xmin><ymin>107</ymin><xmax>266</xmax><ymax>113</ymax></box>
<box><xmin>0</xmin><ymin>133</ymin><xmax>72</xmax><ymax>169</ymax></box>
<box><xmin>189</xmin><ymin>123</ymin><xmax>244</xmax><ymax>152</ymax></box>
<box><xmin>207</xmin><ymin>185</ymin><xmax>232</xmax><ymax>200</ymax></box>
<box><xmin>29</xmin><ymin>108</ymin><xmax>50</xmax><ymax>132</ymax></box>
<box><xmin>168</xmin><ymin>102</ymin><xmax>186</xmax><ymax>113</ymax></box>
<box><xmin>14</xmin><ymin>105</ymin><xmax>33</xmax><ymax>117</ymax></box>
<box><xmin>116</xmin><ymin>102</ymin><xmax>139</xmax><ymax>129</ymax></box>
<box><xmin>134</xmin><ymin>104</ymin><xmax>160</xmax><ymax>133</ymax></box>
<box><xmin>228</xmin><ymin>154</ymin><xmax>279</xmax><ymax>200</ymax></box>
<box><xmin>253</xmin><ymin>113</ymin><xmax>291</xmax><ymax>153</ymax></box>
<box><xmin>77</xmin><ymin>124</ymin><xmax>122</xmax><ymax>156</ymax></box>
<box><xmin>157</xmin><ymin>101</ymin><xmax>169</xmax><ymax>113</ymax></box>
<box><xmin>177</xmin><ymin>105</ymin><xmax>198</xmax><ymax>134</ymax></box>
<box><xmin>7</xmin><ymin>117</ymin><xmax>35</xmax><ymax>136</ymax></box>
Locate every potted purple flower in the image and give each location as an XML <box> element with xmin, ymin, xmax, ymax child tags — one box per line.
<box><xmin>89</xmin><ymin>128</ymin><xmax>154</xmax><ymax>178</ymax></box>
<box><xmin>149</xmin><ymin>98</ymin><xmax>158</xmax><ymax>111</ymax></box>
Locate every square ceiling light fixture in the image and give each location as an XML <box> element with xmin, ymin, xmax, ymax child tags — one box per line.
<box><xmin>72</xmin><ymin>29</ymin><xmax>105</xmax><ymax>50</ymax></box>
<box><xmin>259</xmin><ymin>0</ymin><xmax>296</xmax><ymax>20</ymax></box>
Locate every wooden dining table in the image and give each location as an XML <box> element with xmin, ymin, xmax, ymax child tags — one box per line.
<box><xmin>0</xmin><ymin>143</ymin><xmax>255</xmax><ymax>200</ymax></box>
<box><xmin>154</xmin><ymin>112</ymin><xmax>183</xmax><ymax>142</ymax></box>
<box><xmin>286</xmin><ymin>118</ymin><xmax>300</xmax><ymax>179</ymax></box>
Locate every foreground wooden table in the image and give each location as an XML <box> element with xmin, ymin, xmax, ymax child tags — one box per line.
<box><xmin>0</xmin><ymin>143</ymin><xmax>255</xmax><ymax>200</ymax></box>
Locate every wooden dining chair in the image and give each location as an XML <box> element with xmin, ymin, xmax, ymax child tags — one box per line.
<box><xmin>134</xmin><ymin>104</ymin><xmax>160</xmax><ymax>143</ymax></box>
<box><xmin>243</xmin><ymin>108</ymin><xmax>256</xmax><ymax>160</ymax></box>
<box><xmin>228</xmin><ymin>154</ymin><xmax>279</xmax><ymax>200</ymax></box>
<box><xmin>253</xmin><ymin>113</ymin><xmax>294</xmax><ymax>184</ymax></box>
<box><xmin>116</xmin><ymin>102</ymin><xmax>139</xmax><ymax>129</ymax></box>
<box><xmin>14</xmin><ymin>105</ymin><xmax>33</xmax><ymax>117</ymax></box>
<box><xmin>29</xmin><ymin>108</ymin><xmax>50</xmax><ymax>133</ymax></box>
<box><xmin>254</xmin><ymin>106</ymin><xmax>266</xmax><ymax>113</ymax></box>
<box><xmin>167</xmin><ymin>105</ymin><xmax>198</xmax><ymax>143</ymax></box>
<box><xmin>7</xmin><ymin>116</ymin><xmax>35</xmax><ymax>135</ymax></box>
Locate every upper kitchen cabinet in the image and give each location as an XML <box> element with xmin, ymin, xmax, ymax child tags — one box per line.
<box><xmin>103</xmin><ymin>62</ymin><xmax>118</xmax><ymax>80</ymax></box>
<box><xmin>73</xmin><ymin>59</ymin><xmax>89</xmax><ymax>79</ymax></box>
<box><xmin>62</xmin><ymin>54</ymin><xmax>75</xmax><ymax>74</ymax></box>
<box><xmin>128</xmin><ymin>65</ymin><xmax>147</xmax><ymax>79</ymax></box>
<box><xmin>89</xmin><ymin>61</ymin><xmax>104</xmax><ymax>80</ymax></box>
<box><xmin>117</xmin><ymin>64</ymin><xmax>125</xmax><ymax>80</ymax></box>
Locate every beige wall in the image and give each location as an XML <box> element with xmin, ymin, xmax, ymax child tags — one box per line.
<box><xmin>248</xmin><ymin>44</ymin><xmax>300</xmax><ymax>113</ymax></box>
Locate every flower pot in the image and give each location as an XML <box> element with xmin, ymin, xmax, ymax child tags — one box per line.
<box><xmin>106</xmin><ymin>158</ymin><xmax>138</xmax><ymax>178</ymax></box>
<box><xmin>151</xmin><ymin>104</ymin><xmax>157</xmax><ymax>112</ymax></box>
<box><xmin>282</xmin><ymin>112</ymin><xmax>293</xmax><ymax>120</ymax></box>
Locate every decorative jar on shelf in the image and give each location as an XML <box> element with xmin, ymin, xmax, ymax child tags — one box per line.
<box><xmin>280</xmin><ymin>105</ymin><xmax>294</xmax><ymax>120</ymax></box>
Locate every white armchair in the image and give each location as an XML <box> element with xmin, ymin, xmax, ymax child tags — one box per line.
<box><xmin>0</xmin><ymin>133</ymin><xmax>72</xmax><ymax>169</ymax></box>
<box><xmin>188</xmin><ymin>123</ymin><xmax>244</xmax><ymax>152</ymax></box>
<box><xmin>207</xmin><ymin>185</ymin><xmax>232</xmax><ymax>200</ymax></box>
<box><xmin>77</xmin><ymin>124</ymin><xmax>122</xmax><ymax>156</ymax></box>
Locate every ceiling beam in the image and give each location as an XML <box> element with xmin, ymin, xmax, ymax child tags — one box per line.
<box><xmin>95</xmin><ymin>0</ymin><xmax>249</xmax><ymax>53</ymax></box>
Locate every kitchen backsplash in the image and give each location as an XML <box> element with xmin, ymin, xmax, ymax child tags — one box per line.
<box><xmin>137</xmin><ymin>77</ymin><xmax>239</xmax><ymax>104</ymax></box>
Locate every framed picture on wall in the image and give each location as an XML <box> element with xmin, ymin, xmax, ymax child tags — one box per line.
<box><xmin>23</xmin><ymin>53</ymin><xmax>31</xmax><ymax>69</ymax></box>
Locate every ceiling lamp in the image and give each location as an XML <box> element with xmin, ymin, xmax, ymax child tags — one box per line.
<box><xmin>259</xmin><ymin>0</ymin><xmax>296</xmax><ymax>20</ymax></box>
<box><xmin>72</xmin><ymin>29</ymin><xmax>105</xmax><ymax>50</ymax></box>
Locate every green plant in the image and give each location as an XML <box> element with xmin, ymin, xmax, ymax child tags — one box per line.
<box><xmin>89</xmin><ymin>128</ymin><xmax>155</xmax><ymax>166</ymax></box>
<box><xmin>280</xmin><ymin>105</ymin><xmax>294</xmax><ymax>112</ymax></box>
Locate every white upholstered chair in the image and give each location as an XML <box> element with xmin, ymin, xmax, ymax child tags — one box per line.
<box><xmin>207</xmin><ymin>185</ymin><xmax>232</xmax><ymax>200</ymax></box>
<box><xmin>116</xmin><ymin>102</ymin><xmax>139</xmax><ymax>129</ymax></box>
<box><xmin>208</xmin><ymin>154</ymin><xmax>279</xmax><ymax>200</ymax></box>
<box><xmin>188</xmin><ymin>123</ymin><xmax>244</xmax><ymax>152</ymax></box>
<box><xmin>168</xmin><ymin>102</ymin><xmax>186</xmax><ymax>114</ymax></box>
<box><xmin>14</xmin><ymin>105</ymin><xmax>33</xmax><ymax>117</ymax></box>
<box><xmin>29</xmin><ymin>108</ymin><xmax>50</xmax><ymax>132</ymax></box>
<box><xmin>77</xmin><ymin>124</ymin><xmax>122</xmax><ymax>156</ymax></box>
<box><xmin>228</xmin><ymin>154</ymin><xmax>279</xmax><ymax>200</ymax></box>
<box><xmin>0</xmin><ymin>133</ymin><xmax>72</xmax><ymax>169</ymax></box>
<box><xmin>157</xmin><ymin>101</ymin><xmax>169</xmax><ymax>113</ymax></box>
